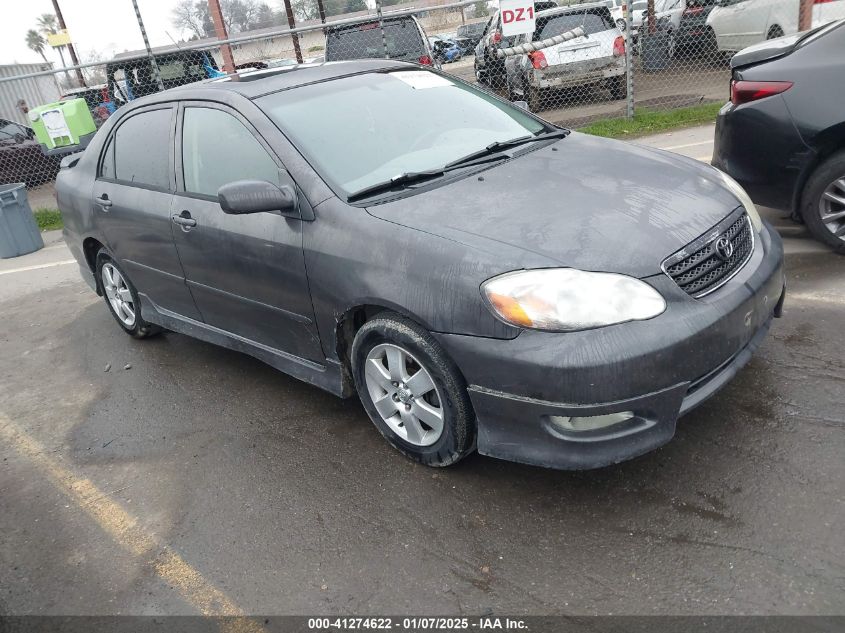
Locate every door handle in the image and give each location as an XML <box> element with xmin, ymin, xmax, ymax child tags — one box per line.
<box><xmin>95</xmin><ymin>195</ymin><xmax>112</xmax><ymax>209</ymax></box>
<box><xmin>171</xmin><ymin>212</ymin><xmax>197</xmax><ymax>230</ymax></box>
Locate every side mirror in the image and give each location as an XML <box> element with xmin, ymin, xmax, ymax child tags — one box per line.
<box><xmin>217</xmin><ymin>179</ymin><xmax>297</xmax><ymax>216</ymax></box>
<box><xmin>514</xmin><ymin>100</ymin><xmax>529</xmax><ymax>111</ymax></box>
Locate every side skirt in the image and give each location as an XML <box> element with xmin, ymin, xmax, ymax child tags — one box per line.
<box><xmin>139</xmin><ymin>294</ymin><xmax>347</xmax><ymax>397</ymax></box>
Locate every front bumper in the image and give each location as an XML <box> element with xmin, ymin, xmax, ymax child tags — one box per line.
<box><xmin>435</xmin><ymin>221</ymin><xmax>785</xmax><ymax>470</ymax></box>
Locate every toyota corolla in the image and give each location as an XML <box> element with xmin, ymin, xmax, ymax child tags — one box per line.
<box><xmin>57</xmin><ymin>60</ymin><xmax>785</xmax><ymax>470</ymax></box>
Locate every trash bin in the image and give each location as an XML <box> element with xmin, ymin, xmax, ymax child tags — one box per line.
<box><xmin>28</xmin><ymin>98</ymin><xmax>97</xmax><ymax>156</ymax></box>
<box><xmin>0</xmin><ymin>183</ymin><xmax>44</xmax><ymax>258</ymax></box>
<box><xmin>641</xmin><ymin>31</ymin><xmax>669</xmax><ymax>72</ymax></box>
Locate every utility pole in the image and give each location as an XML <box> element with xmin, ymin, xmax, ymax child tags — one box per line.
<box><xmin>281</xmin><ymin>0</ymin><xmax>303</xmax><ymax>63</ymax></box>
<box><xmin>50</xmin><ymin>0</ymin><xmax>85</xmax><ymax>86</ymax></box>
<box><xmin>208</xmin><ymin>0</ymin><xmax>237</xmax><ymax>73</ymax></box>
<box><xmin>798</xmin><ymin>0</ymin><xmax>813</xmax><ymax>31</ymax></box>
<box><xmin>317</xmin><ymin>0</ymin><xmax>327</xmax><ymax>25</ymax></box>
<box><xmin>130</xmin><ymin>0</ymin><xmax>165</xmax><ymax>92</ymax></box>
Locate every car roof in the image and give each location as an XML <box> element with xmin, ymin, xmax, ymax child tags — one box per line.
<box><xmin>538</xmin><ymin>1</ymin><xmax>609</xmax><ymax>16</ymax></box>
<box><xmin>122</xmin><ymin>59</ymin><xmax>414</xmax><ymax>105</ymax></box>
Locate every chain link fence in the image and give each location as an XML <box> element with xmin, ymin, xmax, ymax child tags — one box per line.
<box><xmin>0</xmin><ymin>0</ymin><xmax>830</xmax><ymax>206</ymax></box>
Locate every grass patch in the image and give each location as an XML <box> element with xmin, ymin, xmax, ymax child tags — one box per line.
<box><xmin>578</xmin><ymin>102</ymin><xmax>722</xmax><ymax>139</ymax></box>
<box><xmin>33</xmin><ymin>208</ymin><xmax>63</xmax><ymax>232</ymax></box>
<box><xmin>307</xmin><ymin>45</ymin><xmax>324</xmax><ymax>52</ymax></box>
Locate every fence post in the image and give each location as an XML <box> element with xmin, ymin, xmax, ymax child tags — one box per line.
<box><xmin>130</xmin><ymin>0</ymin><xmax>164</xmax><ymax>92</ymax></box>
<box><xmin>625</xmin><ymin>0</ymin><xmax>634</xmax><ymax>119</ymax></box>
<box><xmin>375</xmin><ymin>0</ymin><xmax>389</xmax><ymax>60</ymax></box>
<box><xmin>798</xmin><ymin>0</ymin><xmax>813</xmax><ymax>30</ymax></box>
<box><xmin>281</xmin><ymin>0</ymin><xmax>304</xmax><ymax>63</ymax></box>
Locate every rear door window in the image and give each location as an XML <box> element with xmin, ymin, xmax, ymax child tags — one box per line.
<box><xmin>537</xmin><ymin>10</ymin><xmax>614</xmax><ymax>39</ymax></box>
<box><xmin>113</xmin><ymin>108</ymin><xmax>172</xmax><ymax>190</ymax></box>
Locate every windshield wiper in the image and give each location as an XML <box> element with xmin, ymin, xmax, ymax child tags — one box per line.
<box><xmin>444</xmin><ymin>128</ymin><xmax>570</xmax><ymax>169</ymax></box>
<box><xmin>347</xmin><ymin>169</ymin><xmax>446</xmax><ymax>202</ymax></box>
<box><xmin>346</xmin><ymin>129</ymin><xmax>570</xmax><ymax>202</ymax></box>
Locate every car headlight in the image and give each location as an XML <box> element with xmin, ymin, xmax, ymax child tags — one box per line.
<box><xmin>717</xmin><ymin>170</ymin><xmax>763</xmax><ymax>232</ymax></box>
<box><xmin>482</xmin><ymin>269</ymin><xmax>666</xmax><ymax>332</ymax></box>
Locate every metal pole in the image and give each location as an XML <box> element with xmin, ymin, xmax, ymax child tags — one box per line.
<box><xmin>208</xmin><ymin>0</ymin><xmax>237</xmax><ymax>72</ymax></box>
<box><xmin>798</xmin><ymin>0</ymin><xmax>813</xmax><ymax>31</ymax></box>
<box><xmin>375</xmin><ymin>0</ymin><xmax>389</xmax><ymax>60</ymax></box>
<box><xmin>129</xmin><ymin>0</ymin><xmax>165</xmax><ymax>92</ymax></box>
<box><xmin>625</xmin><ymin>0</ymin><xmax>634</xmax><ymax>119</ymax></box>
<box><xmin>317</xmin><ymin>0</ymin><xmax>327</xmax><ymax>25</ymax></box>
<box><xmin>50</xmin><ymin>0</ymin><xmax>85</xmax><ymax>87</ymax></box>
<box><xmin>281</xmin><ymin>0</ymin><xmax>303</xmax><ymax>63</ymax></box>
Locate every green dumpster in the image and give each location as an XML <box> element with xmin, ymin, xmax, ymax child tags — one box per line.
<box><xmin>28</xmin><ymin>98</ymin><xmax>97</xmax><ymax>156</ymax></box>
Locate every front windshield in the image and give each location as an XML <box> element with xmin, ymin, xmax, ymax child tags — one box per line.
<box><xmin>257</xmin><ymin>70</ymin><xmax>546</xmax><ymax>196</ymax></box>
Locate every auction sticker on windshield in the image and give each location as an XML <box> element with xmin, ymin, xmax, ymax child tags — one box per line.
<box><xmin>391</xmin><ymin>71</ymin><xmax>453</xmax><ymax>89</ymax></box>
<box><xmin>500</xmin><ymin>0</ymin><xmax>537</xmax><ymax>37</ymax></box>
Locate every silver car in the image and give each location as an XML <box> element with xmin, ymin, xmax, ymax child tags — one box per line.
<box><xmin>504</xmin><ymin>2</ymin><xmax>627</xmax><ymax>111</ymax></box>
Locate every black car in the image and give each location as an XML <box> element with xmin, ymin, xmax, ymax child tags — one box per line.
<box><xmin>456</xmin><ymin>21</ymin><xmax>487</xmax><ymax>48</ymax></box>
<box><xmin>676</xmin><ymin>0</ymin><xmax>719</xmax><ymax>56</ymax></box>
<box><xmin>57</xmin><ymin>61</ymin><xmax>784</xmax><ymax>471</ymax></box>
<box><xmin>325</xmin><ymin>15</ymin><xmax>437</xmax><ymax>67</ymax></box>
<box><xmin>0</xmin><ymin>119</ymin><xmax>60</xmax><ymax>187</ymax></box>
<box><xmin>712</xmin><ymin>19</ymin><xmax>845</xmax><ymax>253</ymax></box>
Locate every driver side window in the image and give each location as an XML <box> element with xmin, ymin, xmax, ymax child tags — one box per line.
<box><xmin>181</xmin><ymin>107</ymin><xmax>280</xmax><ymax>198</ymax></box>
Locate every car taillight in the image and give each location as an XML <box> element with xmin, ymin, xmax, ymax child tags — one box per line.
<box><xmin>613</xmin><ymin>35</ymin><xmax>625</xmax><ymax>57</ymax></box>
<box><xmin>528</xmin><ymin>50</ymin><xmax>548</xmax><ymax>70</ymax></box>
<box><xmin>730</xmin><ymin>80</ymin><xmax>793</xmax><ymax>105</ymax></box>
<box><xmin>814</xmin><ymin>0</ymin><xmax>835</xmax><ymax>4</ymax></box>
<box><xmin>492</xmin><ymin>31</ymin><xmax>502</xmax><ymax>44</ymax></box>
<box><xmin>418</xmin><ymin>55</ymin><xmax>433</xmax><ymax>66</ymax></box>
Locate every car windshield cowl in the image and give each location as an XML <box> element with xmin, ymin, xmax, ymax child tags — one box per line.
<box><xmin>444</xmin><ymin>128</ymin><xmax>570</xmax><ymax>169</ymax></box>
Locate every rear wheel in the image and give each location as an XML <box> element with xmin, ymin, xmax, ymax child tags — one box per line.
<box><xmin>96</xmin><ymin>251</ymin><xmax>161</xmax><ymax>338</ymax></box>
<box><xmin>607</xmin><ymin>76</ymin><xmax>625</xmax><ymax>100</ymax></box>
<box><xmin>351</xmin><ymin>313</ymin><xmax>476</xmax><ymax>467</ymax></box>
<box><xmin>800</xmin><ymin>151</ymin><xmax>845</xmax><ymax>254</ymax></box>
<box><xmin>526</xmin><ymin>83</ymin><xmax>542</xmax><ymax>112</ymax></box>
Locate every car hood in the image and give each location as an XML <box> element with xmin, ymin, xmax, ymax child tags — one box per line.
<box><xmin>366</xmin><ymin>132</ymin><xmax>742</xmax><ymax>278</ymax></box>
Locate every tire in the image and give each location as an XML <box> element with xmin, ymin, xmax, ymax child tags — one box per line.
<box><xmin>351</xmin><ymin>313</ymin><xmax>476</xmax><ymax>467</ymax></box>
<box><xmin>667</xmin><ymin>29</ymin><xmax>677</xmax><ymax>59</ymax></box>
<box><xmin>607</xmin><ymin>76</ymin><xmax>625</xmax><ymax>100</ymax></box>
<box><xmin>96</xmin><ymin>250</ymin><xmax>162</xmax><ymax>338</ymax></box>
<box><xmin>800</xmin><ymin>151</ymin><xmax>845</xmax><ymax>254</ymax></box>
<box><xmin>526</xmin><ymin>84</ymin><xmax>542</xmax><ymax>112</ymax></box>
<box><xmin>767</xmin><ymin>25</ymin><xmax>784</xmax><ymax>40</ymax></box>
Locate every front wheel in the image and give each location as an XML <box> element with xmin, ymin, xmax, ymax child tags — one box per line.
<box><xmin>351</xmin><ymin>313</ymin><xmax>476</xmax><ymax>467</ymax></box>
<box><xmin>801</xmin><ymin>151</ymin><xmax>845</xmax><ymax>254</ymax></box>
<box><xmin>96</xmin><ymin>251</ymin><xmax>161</xmax><ymax>338</ymax></box>
<box><xmin>607</xmin><ymin>76</ymin><xmax>625</xmax><ymax>100</ymax></box>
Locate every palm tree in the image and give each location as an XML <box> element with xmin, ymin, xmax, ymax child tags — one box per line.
<box><xmin>36</xmin><ymin>13</ymin><xmax>59</xmax><ymax>36</ymax></box>
<box><xmin>25</xmin><ymin>29</ymin><xmax>50</xmax><ymax>63</ymax></box>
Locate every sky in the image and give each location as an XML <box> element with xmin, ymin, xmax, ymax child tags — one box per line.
<box><xmin>0</xmin><ymin>0</ymin><xmax>195</xmax><ymax>67</ymax></box>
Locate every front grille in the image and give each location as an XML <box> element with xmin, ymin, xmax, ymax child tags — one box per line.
<box><xmin>662</xmin><ymin>208</ymin><xmax>754</xmax><ymax>298</ymax></box>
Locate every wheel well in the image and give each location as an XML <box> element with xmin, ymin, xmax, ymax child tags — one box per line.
<box><xmin>335</xmin><ymin>305</ymin><xmax>387</xmax><ymax>368</ymax></box>
<box><xmin>792</xmin><ymin>124</ymin><xmax>845</xmax><ymax>219</ymax></box>
<box><xmin>82</xmin><ymin>238</ymin><xmax>105</xmax><ymax>293</ymax></box>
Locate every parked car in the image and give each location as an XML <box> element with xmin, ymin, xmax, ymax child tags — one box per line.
<box><xmin>504</xmin><ymin>2</ymin><xmax>627</xmax><ymax>110</ymax></box>
<box><xmin>325</xmin><ymin>15</ymin><xmax>437</xmax><ymax>67</ymax></box>
<box><xmin>449</xmin><ymin>36</ymin><xmax>476</xmax><ymax>56</ymax></box>
<box><xmin>676</xmin><ymin>0</ymin><xmax>720</xmax><ymax>56</ymax></box>
<box><xmin>456</xmin><ymin>21</ymin><xmax>487</xmax><ymax>47</ymax></box>
<box><xmin>474</xmin><ymin>1</ymin><xmax>559</xmax><ymax>89</ymax></box>
<box><xmin>629</xmin><ymin>0</ymin><xmax>649</xmax><ymax>44</ymax></box>
<box><xmin>639</xmin><ymin>0</ymin><xmax>687</xmax><ymax>58</ymax></box>
<box><xmin>0</xmin><ymin>119</ymin><xmax>60</xmax><ymax>187</ymax></box>
<box><xmin>704</xmin><ymin>0</ymin><xmax>845</xmax><ymax>54</ymax></box>
<box><xmin>601</xmin><ymin>0</ymin><xmax>627</xmax><ymax>28</ymax></box>
<box><xmin>712</xmin><ymin>19</ymin><xmax>845</xmax><ymax>253</ymax></box>
<box><xmin>429</xmin><ymin>37</ymin><xmax>462</xmax><ymax>63</ymax></box>
<box><xmin>105</xmin><ymin>49</ymin><xmax>222</xmax><ymax>112</ymax></box>
<box><xmin>57</xmin><ymin>60</ymin><xmax>784</xmax><ymax>470</ymax></box>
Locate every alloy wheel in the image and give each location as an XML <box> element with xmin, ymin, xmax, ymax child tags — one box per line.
<box><xmin>819</xmin><ymin>176</ymin><xmax>845</xmax><ymax>243</ymax></box>
<box><xmin>363</xmin><ymin>343</ymin><xmax>445</xmax><ymax>447</ymax></box>
<box><xmin>102</xmin><ymin>262</ymin><xmax>136</xmax><ymax>327</ymax></box>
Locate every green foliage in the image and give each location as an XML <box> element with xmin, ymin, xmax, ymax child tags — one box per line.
<box><xmin>33</xmin><ymin>209</ymin><xmax>63</xmax><ymax>232</ymax></box>
<box><xmin>578</xmin><ymin>103</ymin><xmax>722</xmax><ymax>139</ymax></box>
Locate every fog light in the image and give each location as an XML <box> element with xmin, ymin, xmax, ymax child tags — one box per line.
<box><xmin>548</xmin><ymin>411</ymin><xmax>635</xmax><ymax>433</ymax></box>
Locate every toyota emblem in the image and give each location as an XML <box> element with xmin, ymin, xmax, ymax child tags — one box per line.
<box><xmin>714</xmin><ymin>236</ymin><xmax>734</xmax><ymax>261</ymax></box>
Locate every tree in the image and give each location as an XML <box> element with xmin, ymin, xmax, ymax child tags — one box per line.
<box><xmin>342</xmin><ymin>0</ymin><xmax>366</xmax><ymax>13</ymax></box>
<box><xmin>36</xmin><ymin>13</ymin><xmax>59</xmax><ymax>36</ymax></box>
<box><xmin>473</xmin><ymin>1</ymin><xmax>489</xmax><ymax>17</ymax></box>
<box><xmin>25</xmin><ymin>29</ymin><xmax>49</xmax><ymax>63</ymax></box>
<box><xmin>171</xmin><ymin>0</ymin><xmax>277</xmax><ymax>38</ymax></box>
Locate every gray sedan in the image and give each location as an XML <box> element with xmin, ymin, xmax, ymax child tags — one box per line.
<box><xmin>57</xmin><ymin>60</ymin><xmax>785</xmax><ymax>470</ymax></box>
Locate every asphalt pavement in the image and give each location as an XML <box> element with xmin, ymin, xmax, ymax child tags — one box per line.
<box><xmin>1</xmin><ymin>126</ymin><xmax>843</xmax><ymax>617</ymax></box>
